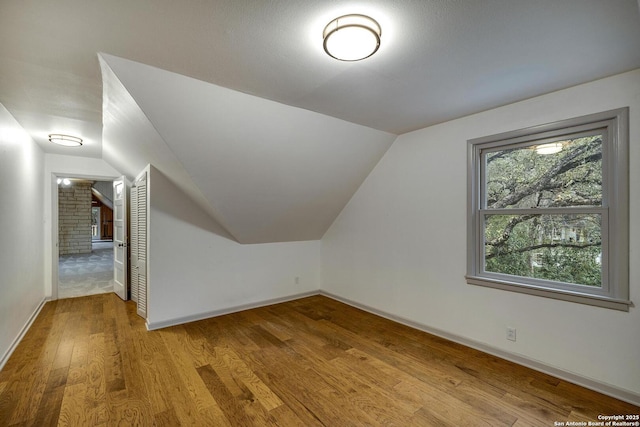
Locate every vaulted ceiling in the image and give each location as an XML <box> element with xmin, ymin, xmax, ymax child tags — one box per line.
<box><xmin>1</xmin><ymin>0</ymin><xmax>639</xmax><ymax>242</ymax></box>
<box><xmin>100</xmin><ymin>53</ymin><xmax>395</xmax><ymax>242</ymax></box>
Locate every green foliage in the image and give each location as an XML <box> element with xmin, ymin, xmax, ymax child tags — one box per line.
<box><xmin>483</xmin><ymin>135</ymin><xmax>603</xmax><ymax>287</ymax></box>
<box><xmin>536</xmin><ymin>246</ymin><xmax>601</xmax><ymax>287</ymax></box>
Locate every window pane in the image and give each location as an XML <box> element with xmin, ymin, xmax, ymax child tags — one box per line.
<box><xmin>484</xmin><ymin>213</ymin><xmax>602</xmax><ymax>287</ymax></box>
<box><xmin>485</xmin><ymin>135</ymin><xmax>603</xmax><ymax>209</ymax></box>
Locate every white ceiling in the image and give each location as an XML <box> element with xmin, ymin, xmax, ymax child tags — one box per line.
<box><xmin>2</xmin><ymin>0</ymin><xmax>639</xmax><ymax>155</ymax></box>
<box><xmin>1</xmin><ymin>0</ymin><xmax>639</xmax><ymax>242</ymax></box>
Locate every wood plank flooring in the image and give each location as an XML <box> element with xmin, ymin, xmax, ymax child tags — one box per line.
<box><xmin>0</xmin><ymin>293</ymin><xmax>637</xmax><ymax>426</ymax></box>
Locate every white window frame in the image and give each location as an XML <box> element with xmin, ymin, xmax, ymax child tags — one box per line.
<box><xmin>466</xmin><ymin>108</ymin><xmax>630</xmax><ymax>311</ymax></box>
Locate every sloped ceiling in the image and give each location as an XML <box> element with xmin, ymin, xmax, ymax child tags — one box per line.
<box><xmin>2</xmin><ymin>1</ymin><xmax>640</xmax><ymax>242</ymax></box>
<box><xmin>100</xmin><ymin>54</ymin><xmax>396</xmax><ymax>243</ymax></box>
<box><xmin>1</xmin><ymin>1</ymin><xmax>639</xmax><ymax>157</ymax></box>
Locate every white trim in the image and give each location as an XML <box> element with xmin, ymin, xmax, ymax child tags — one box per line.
<box><xmin>319</xmin><ymin>290</ymin><xmax>640</xmax><ymax>407</ymax></box>
<box><xmin>145</xmin><ymin>291</ymin><xmax>319</xmax><ymax>331</ymax></box>
<box><xmin>0</xmin><ymin>298</ymin><xmax>49</xmax><ymax>371</ymax></box>
<box><xmin>51</xmin><ymin>173</ymin><xmax>59</xmax><ymax>301</ymax></box>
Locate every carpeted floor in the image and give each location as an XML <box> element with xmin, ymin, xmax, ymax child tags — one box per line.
<box><xmin>58</xmin><ymin>241</ymin><xmax>114</xmax><ymax>299</ymax></box>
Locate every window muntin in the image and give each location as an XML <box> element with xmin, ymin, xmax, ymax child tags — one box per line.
<box><xmin>467</xmin><ymin>108</ymin><xmax>630</xmax><ymax>311</ymax></box>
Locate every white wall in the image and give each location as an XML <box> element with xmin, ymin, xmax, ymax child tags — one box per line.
<box><xmin>321</xmin><ymin>69</ymin><xmax>640</xmax><ymax>400</ymax></box>
<box><xmin>0</xmin><ymin>104</ymin><xmax>46</xmax><ymax>368</ymax></box>
<box><xmin>101</xmin><ymin>53</ymin><xmax>396</xmax><ymax>244</ymax></box>
<box><xmin>146</xmin><ymin>166</ymin><xmax>321</xmax><ymax>329</ymax></box>
<box><xmin>100</xmin><ymin>59</ymin><xmax>322</xmax><ymax>327</ymax></box>
<box><xmin>44</xmin><ymin>153</ymin><xmax>122</xmax><ymax>298</ymax></box>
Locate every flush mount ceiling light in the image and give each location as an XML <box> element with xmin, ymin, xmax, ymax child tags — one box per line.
<box><xmin>48</xmin><ymin>134</ymin><xmax>83</xmax><ymax>147</ymax></box>
<box><xmin>323</xmin><ymin>14</ymin><xmax>381</xmax><ymax>61</ymax></box>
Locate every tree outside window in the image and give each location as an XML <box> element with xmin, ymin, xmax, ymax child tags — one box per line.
<box><xmin>467</xmin><ymin>108</ymin><xmax>630</xmax><ymax>311</ymax></box>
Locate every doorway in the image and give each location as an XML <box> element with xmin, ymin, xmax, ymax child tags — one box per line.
<box><xmin>56</xmin><ymin>178</ymin><xmax>115</xmax><ymax>299</ymax></box>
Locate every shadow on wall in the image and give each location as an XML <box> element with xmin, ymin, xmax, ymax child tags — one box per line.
<box><xmin>149</xmin><ymin>166</ymin><xmax>235</xmax><ymax>240</ymax></box>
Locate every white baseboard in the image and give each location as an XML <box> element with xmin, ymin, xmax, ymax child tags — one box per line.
<box><xmin>146</xmin><ymin>290</ymin><xmax>320</xmax><ymax>331</ymax></box>
<box><xmin>319</xmin><ymin>290</ymin><xmax>640</xmax><ymax>407</ymax></box>
<box><xmin>0</xmin><ymin>297</ymin><xmax>49</xmax><ymax>371</ymax></box>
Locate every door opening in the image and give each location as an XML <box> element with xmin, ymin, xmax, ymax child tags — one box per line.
<box><xmin>56</xmin><ymin>177</ymin><xmax>116</xmax><ymax>299</ymax></box>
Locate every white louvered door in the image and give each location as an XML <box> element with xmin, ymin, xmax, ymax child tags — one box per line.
<box><xmin>131</xmin><ymin>171</ymin><xmax>148</xmax><ymax>318</ymax></box>
<box><xmin>130</xmin><ymin>183</ymin><xmax>139</xmax><ymax>303</ymax></box>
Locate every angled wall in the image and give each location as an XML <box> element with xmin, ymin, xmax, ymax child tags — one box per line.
<box><xmin>321</xmin><ymin>69</ymin><xmax>640</xmax><ymax>403</ymax></box>
<box><xmin>100</xmin><ymin>53</ymin><xmax>396</xmax><ymax>244</ymax></box>
<box><xmin>146</xmin><ymin>165</ymin><xmax>320</xmax><ymax>329</ymax></box>
<box><xmin>99</xmin><ymin>54</ymin><xmax>236</xmax><ymax>241</ymax></box>
<box><xmin>100</xmin><ymin>58</ymin><xmax>321</xmax><ymax>328</ymax></box>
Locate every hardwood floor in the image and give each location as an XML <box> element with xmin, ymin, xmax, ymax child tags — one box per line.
<box><xmin>0</xmin><ymin>293</ymin><xmax>637</xmax><ymax>426</ymax></box>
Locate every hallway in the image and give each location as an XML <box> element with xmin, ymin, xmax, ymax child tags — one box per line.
<box><xmin>58</xmin><ymin>241</ymin><xmax>114</xmax><ymax>299</ymax></box>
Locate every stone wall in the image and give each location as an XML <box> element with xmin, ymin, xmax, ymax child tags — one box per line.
<box><xmin>58</xmin><ymin>181</ymin><xmax>92</xmax><ymax>255</ymax></box>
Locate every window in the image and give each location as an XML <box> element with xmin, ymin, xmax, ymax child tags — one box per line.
<box><xmin>467</xmin><ymin>108</ymin><xmax>630</xmax><ymax>311</ymax></box>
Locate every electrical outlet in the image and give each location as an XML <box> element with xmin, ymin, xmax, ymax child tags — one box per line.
<box><xmin>295</xmin><ymin>276</ymin><xmax>300</xmax><ymax>284</ymax></box>
<box><xmin>506</xmin><ymin>327</ymin><xmax>517</xmax><ymax>342</ymax></box>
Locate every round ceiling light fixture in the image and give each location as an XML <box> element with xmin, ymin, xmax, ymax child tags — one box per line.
<box><xmin>323</xmin><ymin>14</ymin><xmax>381</xmax><ymax>61</ymax></box>
<box><xmin>48</xmin><ymin>134</ymin><xmax>83</xmax><ymax>147</ymax></box>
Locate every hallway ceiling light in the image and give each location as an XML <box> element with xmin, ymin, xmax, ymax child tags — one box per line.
<box><xmin>323</xmin><ymin>14</ymin><xmax>381</xmax><ymax>61</ymax></box>
<box><xmin>49</xmin><ymin>133</ymin><xmax>83</xmax><ymax>147</ymax></box>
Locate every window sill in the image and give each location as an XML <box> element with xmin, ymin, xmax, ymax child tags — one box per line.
<box><xmin>466</xmin><ymin>275</ymin><xmax>632</xmax><ymax>311</ymax></box>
